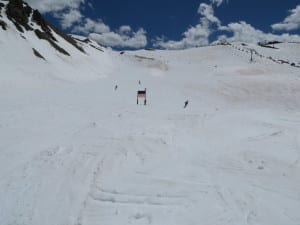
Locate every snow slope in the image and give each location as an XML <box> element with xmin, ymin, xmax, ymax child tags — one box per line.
<box><xmin>1</xmin><ymin>3</ymin><xmax>300</xmax><ymax>224</ymax></box>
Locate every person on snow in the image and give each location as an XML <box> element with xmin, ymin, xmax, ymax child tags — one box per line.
<box><xmin>114</xmin><ymin>84</ymin><xmax>118</xmax><ymax>90</ymax></box>
<box><xmin>184</xmin><ymin>100</ymin><xmax>189</xmax><ymax>108</ymax></box>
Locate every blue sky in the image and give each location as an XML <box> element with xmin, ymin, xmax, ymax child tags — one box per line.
<box><xmin>26</xmin><ymin>0</ymin><xmax>300</xmax><ymax>49</ymax></box>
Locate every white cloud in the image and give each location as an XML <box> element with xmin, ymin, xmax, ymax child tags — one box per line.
<box><xmin>71</xmin><ymin>18</ymin><xmax>147</xmax><ymax>48</ymax></box>
<box><xmin>26</xmin><ymin>0</ymin><xmax>86</xmax><ymax>30</ymax></box>
<box><xmin>25</xmin><ymin>0</ymin><xmax>86</xmax><ymax>13</ymax></box>
<box><xmin>210</xmin><ymin>0</ymin><xmax>225</xmax><ymax>7</ymax></box>
<box><xmin>119</xmin><ymin>25</ymin><xmax>132</xmax><ymax>34</ymax></box>
<box><xmin>272</xmin><ymin>5</ymin><xmax>300</xmax><ymax>31</ymax></box>
<box><xmin>26</xmin><ymin>0</ymin><xmax>300</xmax><ymax>50</ymax></box>
<box><xmin>155</xmin><ymin>2</ymin><xmax>300</xmax><ymax>50</ymax></box>
<box><xmin>89</xmin><ymin>28</ymin><xmax>147</xmax><ymax>49</ymax></box>
<box><xmin>198</xmin><ymin>3</ymin><xmax>221</xmax><ymax>27</ymax></box>
<box><xmin>54</xmin><ymin>9</ymin><xmax>83</xmax><ymax>29</ymax></box>
<box><xmin>154</xmin><ymin>24</ymin><xmax>210</xmax><ymax>50</ymax></box>
<box><xmin>25</xmin><ymin>0</ymin><xmax>148</xmax><ymax>49</ymax></box>
<box><xmin>218</xmin><ymin>21</ymin><xmax>300</xmax><ymax>43</ymax></box>
<box><xmin>72</xmin><ymin>18</ymin><xmax>110</xmax><ymax>34</ymax></box>
<box><xmin>154</xmin><ymin>3</ymin><xmax>219</xmax><ymax>49</ymax></box>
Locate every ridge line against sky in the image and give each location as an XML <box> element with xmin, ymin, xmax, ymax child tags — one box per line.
<box><xmin>25</xmin><ymin>0</ymin><xmax>300</xmax><ymax>49</ymax></box>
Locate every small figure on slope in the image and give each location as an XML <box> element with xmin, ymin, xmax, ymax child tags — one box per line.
<box><xmin>184</xmin><ymin>100</ymin><xmax>189</xmax><ymax>108</ymax></box>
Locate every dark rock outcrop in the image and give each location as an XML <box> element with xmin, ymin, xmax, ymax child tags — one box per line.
<box><xmin>90</xmin><ymin>44</ymin><xmax>104</xmax><ymax>52</ymax></box>
<box><xmin>6</xmin><ymin>0</ymin><xmax>32</xmax><ymax>32</ymax></box>
<box><xmin>258</xmin><ymin>41</ymin><xmax>280</xmax><ymax>49</ymax></box>
<box><xmin>35</xmin><ymin>29</ymin><xmax>70</xmax><ymax>56</ymax></box>
<box><xmin>32</xmin><ymin>48</ymin><xmax>45</xmax><ymax>60</ymax></box>
<box><xmin>31</xmin><ymin>9</ymin><xmax>85</xmax><ymax>53</ymax></box>
<box><xmin>32</xmin><ymin>10</ymin><xmax>57</xmax><ymax>41</ymax></box>
<box><xmin>2</xmin><ymin>0</ymin><xmax>85</xmax><ymax>55</ymax></box>
<box><xmin>0</xmin><ymin>19</ymin><xmax>7</xmax><ymax>30</ymax></box>
<box><xmin>49</xmin><ymin>24</ymin><xmax>85</xmax><ymax>53</ymax></box>
<box><xmin>0</xmin><ymin>2</ymin><xmax>5</xmax><ymax>17</ymax></box>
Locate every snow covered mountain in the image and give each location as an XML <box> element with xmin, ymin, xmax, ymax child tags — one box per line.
<box><xmin>0</xmin><ymin>0</ymin><xmax>113</xmax><ymax>83</ymax></box>
<box><xmin>1</xmin><ymin>1</ymin><xmax>300</xmax><ymax>225</ymax></box>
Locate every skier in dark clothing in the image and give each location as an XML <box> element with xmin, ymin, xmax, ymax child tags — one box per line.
<box><xmin>184</xmin><ymin>100</ymin><xmax>189</xmax><ymax>108</ymax></box>
<box><xmin>114</xmin><ymin>84</ymin><xmax>118</xmax><ymax>90</ymax></box>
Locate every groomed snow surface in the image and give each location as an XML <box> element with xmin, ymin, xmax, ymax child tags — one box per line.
<box><xmin>1</xmin><ymin>13</ymin><xmax>300</xmax><ymax>225</ymax></box>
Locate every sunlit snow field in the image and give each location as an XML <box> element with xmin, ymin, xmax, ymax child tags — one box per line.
<box><xmin>1</xmin><ymin>9</ymin><xmax>300</xmax><ymax>225</ymax></box>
